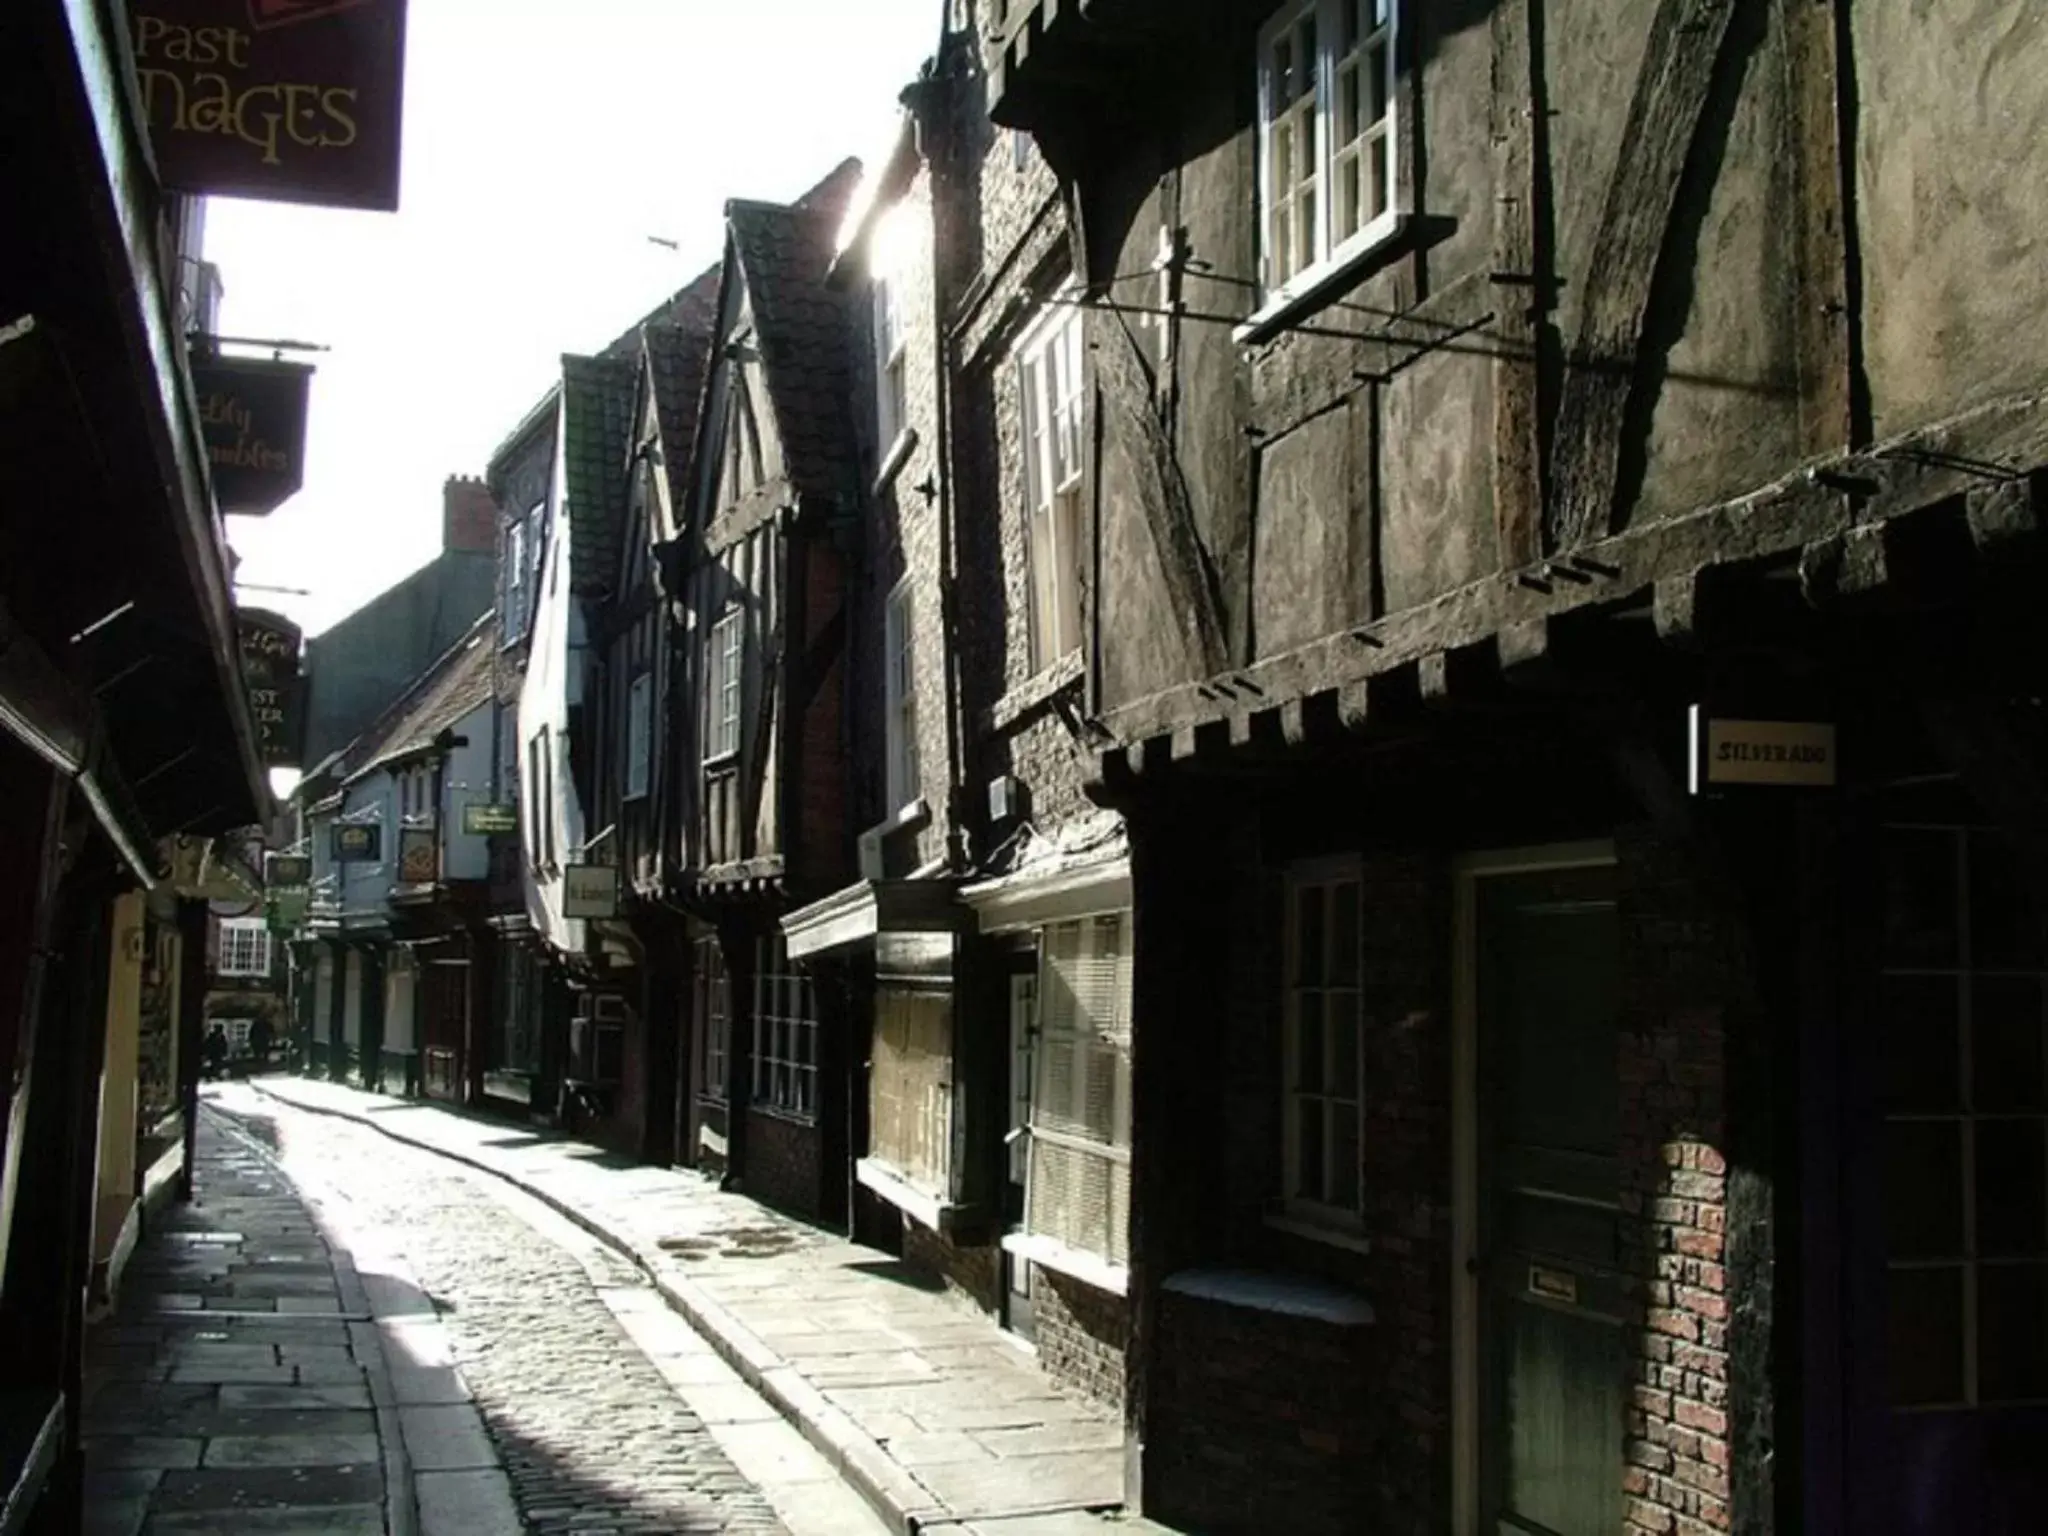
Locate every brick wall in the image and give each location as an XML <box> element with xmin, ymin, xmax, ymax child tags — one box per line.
<box><xmin>1167</xmin><ymin>829</ymin><xmax>1447</xmax><ymax>1535</ymax></box>
<box><xmin>1035</xmin><ymin>1270</ymin><xmax>1126</xmax><ymax>1408</ymax></box>
<box><xmin>1151</xmin><ymin>1290</ymin><xmax>1376</xmax><ymax>1536</ymax></box>
<box><xmin>1617</xmin><ymin>827</ymin><xmax>1738</xmax><ymax>1536</ymax></box>
<box><xmin>743</xmin><ymin>1108</ymin><xmax>829</xmax><ymax>1224</ymax></box>
<box><xmin>443</xmin><ymin>474</ymin><xmax>498</xmax><ymax>554</ymax></box>
<box><xmin>903</xmin><ymin>1218</ymin><xmax>1000</xmax><ymax>1314</ymax></box>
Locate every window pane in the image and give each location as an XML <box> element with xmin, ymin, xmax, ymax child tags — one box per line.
<box><xmin>1979</xmin><ymin>1262</ymin><xmax>2048</xmax><ymax>1402</ymax></box>
<box><xmin>1370</xmin><ymin>132</ymin><xmax>1390</xmax><ymax>220</ymax></box>
<box><xmin>1885</xmin><ymin>1120</ymin><xmax>1964</xmax><ymax>1259</ymax></box>
<box><xmin>1330</xmin><ymin>1102</ymin><xmax>1361</xmax><ymax>1212</ymax></box>
<box><xmin>1342</xmin><ymin>0</ymin><xmax>1362</xmax><ymax>52</ymax></box>
<box><xmin>1883</xmin><ymin>976</ymin><xmax>1961</xmax><ymax>1113</ymax></box>
<box><xmin>1338</xmin><ymin>66</ymin><xmax>1361</xmax><ymax>144</ymax></box>
<box><xmin>1298</xmin><ymin>884</ymin><xmax>1326</xmax><ymax>985</ymax></box>
<box><xmin>1330</xmin><ymin>998</ymin><xmax>1359</xmax><ymax>1099</ymax></box>
<box><xmin>1971</xmin><ymin>830</ymin><xmax>2043</xmax><ymax>970</ymax></box>
<box><xmin>1296</xmin><ymin>990</ymin><xmax>1324</xmax><ymax>1094</ymax></box>
<box><xmin>1331</xmin><ymin>882</ymin><xmax>1360</xmax><ymax>984</ymax></box>
<box><xmin>1296</xmin><ymin>17</ymin><xmax>1316</xmax><ymax>97</ymax></box>
<box><xmin>1273</xmin><ymin>120</ymin><xmax>1294</xmax><ymax>191</ymax></box>
<box><xmin>1888</xmin><ymin>1265</ymin><xmax>1965</xmax><ymax>1407</ymax></box>
<box><xmin>1975</xmin><ymin>977</ymin><xmax>2047</xmax><ymax>1112</ymax></box>
<box><xmin>1369</xmin><ymin>40</ymin><xmax>1390</xmax><ymax>121</ymax></box>
<box><xmin>1977</xmin><ymin>1119</ymin><xmax>2048</xmax><ymax>1258</ymax></box>
<box><xmin>1297</xmin><ymin>1097</ymin><xmax>1326</xmax><ymax>1203</ymax></box>
<box><xmin>1298</xmin><ymin>186</ymin><xmax>1318</xmax><ymax>268</ymax></box>
<box><xmin>1883</xmin><ymin>829</ymin><xmax>1959</xmax><ymax>968</ymax></box>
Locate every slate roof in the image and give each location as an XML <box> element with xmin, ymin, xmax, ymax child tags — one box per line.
<box><xmin>725</xmin><ymin>157</ymin><xmax>865</xmax><ymax>504</ymax></box>
<box><xmin>558</xmin><ymin>353</ymin><xmax>639</xmax><ymax>597</ymax></box>
<box><xmin>341</xmin><ymin>613</ymin><xmax>499</xmax><ymax>784</ymax></box>
<box><xmin>642</xmin><ymin>261</ymin><xmax>724</xmax><ymax>512</ymax></box>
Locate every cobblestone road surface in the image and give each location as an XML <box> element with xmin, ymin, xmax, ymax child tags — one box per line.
<box><xmin>217</xmin><ymin>1092</ymin><xmax>791</xmax><ymax>1536</ymax></box>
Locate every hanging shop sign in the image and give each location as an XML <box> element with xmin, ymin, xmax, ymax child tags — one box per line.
<box><xmin>236</xmin><ymin>608</ymin><xmax>304</xmax><ymax>767</ymax></box>
<box><xmin>129</xmin><ymin>0</ymin><xmax>410</xmax><ymax>212</ymax></box>
<box><xmin>1695</xmin><ymin>714</ymin><xmax>1838</xmax><ymax>790</ymax></box>
<box><xmin>266</xmin><ymin>889</ymin><xmax>309</xmax><ymax>932</ymax></box>
<box><xmin>265</xmin><ymin>852</ymin><xmax>312</xmax><ymax>888</ymax></box>
<box><xmin>331</xmin><ymin>822</ymin><xmax>381</xmax><ymax>862</ymax></box>
<box><xmin>398</xmin><ymin>827</ymin><xmax>439</xmax><ymax>886</ymax></box>
<box><xmin>462</xmin><ymin>802</ymin><xmax>519</xmax><ymax>836</ymax></box>
<box><xmin>562</xmin><ymin>864</ymin><xmax>620</xmax><ymax>921</ymax></box>
<box><xmin>197</xmin><ymin>357</ymin><xmax>313</xmax><ymax>515</ymax></box>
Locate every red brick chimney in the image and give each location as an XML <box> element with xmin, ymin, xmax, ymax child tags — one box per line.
<box><xmin>443</xmin><ymin>474</ymin><xmax>498</xmax><ymax>554</ymax></box>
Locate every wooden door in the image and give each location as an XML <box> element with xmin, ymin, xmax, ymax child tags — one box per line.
<box><xmin>1478</xmin><ymin>863</ymin><xmax>1624</xmax><ymax>1536</ymax></box>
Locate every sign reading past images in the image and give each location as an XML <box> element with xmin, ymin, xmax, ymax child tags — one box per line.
<box><xmin>1695</xmin><ymin>714</ymin><xmax>1838</xmax><ymax>790</ymax></box>
<box><xmin>196</xmin><ymin>356</ymin><xmax>313</xmax><ymax>515</ymax></box>
<box><xmin>331</xmin><ymin>822</ymin><xmax>381</xmax><ymax>863</ymax></box>
<box><xmin>236</xmin><ymin>608</ymin><xmax>304</xmax><ymax>768</ymax></box>
<box><xmin>562</xmin><ymin>865</ymin><xmax>620</xmax><ymax>921</ymax></box>
<box><xmin>130</xmin><ymin>0</ymin><xmax>410</xmax><ymax>211</ymax></box>
<box><xmin>265</xmin><ymin>853</ymin><xmax>313</xmax><ymax>888</ymax></box>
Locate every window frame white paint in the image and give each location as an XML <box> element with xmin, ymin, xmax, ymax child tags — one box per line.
<box><xmin>1255</xmin><ymin>0</ymin><xmax>1401</xmax><ymax>311</ymax></box>
<box><xmin>1281</xmin><ymin>856</ymin><xmax>1367</xmax><ymax>1233</ymax></box>
<box><xmin>1016</xmin><ymin>301</ymin><xmax>1086</xmax><ymax>675</ymax></box>
<box><xmin>884</xmin><ymin>580</ymin><xmax>919</xmax><ymax>813</ymax></box>
<box><xmin>706</xmin><ymin>608</ymin><xmax>744</xmax><ymax>765</ymax></box>
<box><xmin>752</xmin><ymin>939</ymin><xmax>820</xmax><ymax>1121</ymax></box>
<box><xmin>625</xmin><ymin>670</ymin><xmax>654</xmax><ymax>803</ymax></box>
<box><xmin>216</xmin><ymin>918</ymin><xmax>272</xmax><ymax>979</ymax></box>
<box><xmin>874</xmin><ymin>252</ymin><xmax>910</xmax><ymax>454</ymax></box>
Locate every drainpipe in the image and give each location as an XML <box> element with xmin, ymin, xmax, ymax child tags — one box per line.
<box><xmin>921</xmin><ymin>78</ymin><xmax>971</xmax><ymax>875</ymax></box>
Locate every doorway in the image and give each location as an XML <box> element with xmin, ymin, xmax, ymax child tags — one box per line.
<box><xmin>1002</xmin><ymin>962</ymin><xmax>1037</xmax><ymax>1344</ymax></box>
<box><xmin>1455</xmin><ymin>845</ymin><xmax>1622</xmax><ymax>1536</ymax></box>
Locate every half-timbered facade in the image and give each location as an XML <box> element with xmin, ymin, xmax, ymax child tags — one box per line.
<box><xmin>581</xmin><ymin>290</ymin><xmax>720</xmax><ymax>1164</ymax></box>
<box><xmin>674</xmin><ymin>162</ymin><xmax>864</xmax><ymax>1225</ymax></box>
<box><xmin>981</xmin><ymin>1</ymin><xmax>2048</xmax><ymax>1532</ymax></box>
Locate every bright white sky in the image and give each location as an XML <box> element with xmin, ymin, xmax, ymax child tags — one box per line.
<box><xmin>221</xmin><ymin>0</ymin><xmax>938</xmax><ymax>638</ymax></box>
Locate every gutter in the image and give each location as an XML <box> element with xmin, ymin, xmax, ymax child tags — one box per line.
<box><xmin>0</xmin><ymin>607</ymin><xmax>161</xmax><ymax>886</ymax></box>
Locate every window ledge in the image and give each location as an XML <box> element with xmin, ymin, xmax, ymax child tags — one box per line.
<box><xmin>1001</xmin><ymin>1230</ymin><xmax>1129</xmax><ymax>1296</ymax></box>
<box><xmin>1234</xmin><ymin>213</ymin><xmax>1412</xmax><ymax>348</ymax></box>
<box><xmin>986</xmin><ymin>651</ymin><xmax>1084</xmax><ymax>733</ymax></box>
<box><xmin>1265</xmin><ymin>1209</ymin><xmax>1374</xmax><ymax>1257</ymax></box>
<box><xmin>703</xmin><ymin>751</ymin><xmax>739</xmax><ymax>775</ymax></box>
<box><xmin>857</xmin><ymin>1157</ymin><xmax>965</xmax><ymax>1233</ymax></box>
<box><xmin>862</xmin><ymin>798</ymin><xmax>931</xmax><ymax>845</ymax></box>
<box><xmin>748</xmin><ymin>1105</ymin><xmax>819</xmax><ymax>1129</ymax></box>
<box><xmin>872</xmin><ymin>428</ymin><xmax>920</xmax><ymax>498</ymax></box>
<box><xmin>1162</xmin><ymin>1267</ymin><xmax>1375</xmax><ymax>1327</ymax></box>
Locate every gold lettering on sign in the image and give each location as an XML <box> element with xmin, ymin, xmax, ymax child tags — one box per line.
<box><xmin>134</xmin><ymin>16</ymin><xmax>362</xmax><ymax>167</ymax></box>
<box><xmin>202</xmin><ymin>391</ymin><xmax>291</xmax><ymax>476</ymax></box>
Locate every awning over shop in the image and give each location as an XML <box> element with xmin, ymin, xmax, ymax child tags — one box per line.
<box><xmin>780</xmin><ymin>878</ymin><xmax>968</xmax><ymax>962</ymax></box>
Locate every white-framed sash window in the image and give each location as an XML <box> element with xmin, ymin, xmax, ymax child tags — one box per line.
<box><xmin>1284</xmin><ymin>858</ymin><xmax>1364</xmax><ymax>1226</ymax></box>
<box><xmin>885</xmin><ymin>583</ymin><xmax>919</xmax><ymax>811</ymax></box>
<box><xmin>706</xmin><ymin>609</ymin><xmax>744</xmax><ymax>763</ymax></box>
<box><xmin>1258</xmin><ymin>0</ymin><xmax>1398</xmax><ymax>303</ymax></box>
<box><xmin>1017</xmin><ymin>303</ymin><xmax>1086</xmax><ymax>673</ymax></box>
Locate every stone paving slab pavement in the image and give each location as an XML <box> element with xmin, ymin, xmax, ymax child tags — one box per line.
<box><xmin>80</xmin><ymin>1113</ymin><xmax>403</xmax><ymax>1536</ymax></box>
<box><xmin>250</xmin><ymin>1076</ymin><xmax>1177</xmax><ymax>1536</ymax></box>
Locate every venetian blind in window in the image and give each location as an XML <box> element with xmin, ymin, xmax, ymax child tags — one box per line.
<box><xmin>1028</xmin><ymin>912</ymin><xmax>1132</xmax><ymax>1267</ymax></box>
<box><xmin>870</xmin><ymin>989</ymin><xmax>952</xmax><ymax>1195</ymax></box>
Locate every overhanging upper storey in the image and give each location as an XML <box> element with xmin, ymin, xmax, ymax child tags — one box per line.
<box><xmin>983</xmin><ymin>0</ymin><xmax>1251</xmax><ymax>132</ymax></box>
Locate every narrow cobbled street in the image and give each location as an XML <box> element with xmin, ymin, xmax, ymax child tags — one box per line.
<box><xmin>85</xmin><ymin>1091</ymin><xmax>886</xmax><ymax>1536</ymax></box>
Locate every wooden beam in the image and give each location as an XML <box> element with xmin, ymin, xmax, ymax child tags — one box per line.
<box><xmin>1491</xmin><ymin>0</ymin><xmax>1543</xmax><ymax>567</ymax></box>
<box><xmin>1102</xmin><ymin>384</ymin><xmax>2048</xmax><ymax>749</ymax></box>
<box><xmin>1096</xmin><ymin>321</ymin><xmax>1230</xmax><ymax>678</ymax></box>
<box><xmin>1966</xmin><ymin>477</ymin><xmax>2042</xmax><ymax>555</ymax></box>
<box><xmin>1783</xmin><ymin>0</ymin><xmax>1857</xmax><ymax>456</ymax></box>
<box><xmin>1546</xmin><ymin>0</ymin><xmax>1742</xmax><ymax>549</ymax></box>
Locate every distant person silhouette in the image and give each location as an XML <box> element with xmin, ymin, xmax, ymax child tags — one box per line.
<box><xmin>202</xmin><ymin>1021</ymin><xmax>228</xmax><ymax>1082</ymax></box>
